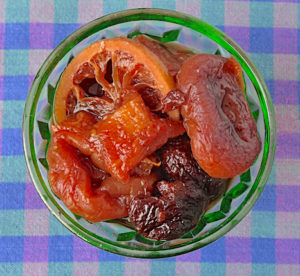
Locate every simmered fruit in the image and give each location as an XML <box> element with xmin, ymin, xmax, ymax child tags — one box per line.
<box><xmin>54</xmin><ymin>37</ymin><xmax>176</xmax><ymax>123</ymax></box>
<box><xmin>47</xmin><ymin>35</ymin><xmax>262</xmax><ymax>239</ymax></box>
<box><xmin>48</xmin><ymin>112</ymin><xmax>159</xmax><ymax>222</ymax></box>
<box><xmin>177</xmin><ymin>54</ymin><xmax>261</xmax><ymax>178</ymax></box>
<box><xmin>129</xmin><ymin>180</ymin><xmax>209</xmax><ymax>240</ymax></box>
<box><xmin>159</xmin><ymin>135</ymin><xmax>229</xmax><ymax>201</ymax></box>
<box><xmin>86</xmin><ymin>92</ymin><xmax>185</xmax><ymax>182</ymax></box>
<box><xmin>52</xmin><ymin>92</ymin><xmax>185</xmax><ymax>183</ymax></box>
<box><xmin>47</xmin><ymin>135</ymin><xmax>128</xmax><ymax>222</ymax></box>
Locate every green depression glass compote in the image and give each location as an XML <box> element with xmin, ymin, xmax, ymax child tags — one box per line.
<box><xmin>23</xmin><ymin>9</ymin><xmax>276</xmax><ymax>258</ymax></box>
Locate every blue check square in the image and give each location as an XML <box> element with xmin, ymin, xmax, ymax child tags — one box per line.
<box><xmin>252</xmin><ymin>238</ymin><xmax>275</xmax><ymax>263</ymax></box>
<box><xmin>253</xmin><ymin>185</ymin><xmax>276</xmax><ymax>212</ymax></box>
<box><xmin>201</xmin><ymin>236</ymin><xmax>226</xmax><ymax>263</ymax></box>
<box><xmin>54</xmin><ymin>24</ymin><xmax>78</xmax><ymax>48</ymax></box>
<box><xmin>99</xmin><ymin>249</ymin><xmax>125</xmax><ymax>261</ymax></box>
<box><xmin>0</xmin><ymin>236</ymin><xmax>23</xmax><ymax>262</ymax></box>
<box><xmin>2</xmin><ymin>128</ymin><xmax>23</xmax><ymax>156</ymax></box>
<box><xmin>0</xmin><ymin>182</ymin><xmax>25</xmax><ymax>210</ymax></box>
<box><xmin>48</xmin><ymin>235</ymin><xmax>73</xmax><ymax>262</ymax></box>
<box><xmin>4</xmin><ymin>75</ymin><xmax>29</xmax><ymax>100</ymax></box>
<box><xmin>250</xmin><ymin>28</ymin><xmax>273</xmax><ymax>53</ymax></box>
<box><xmin>5</xmin><ymin>23</ymin><xmax>30</xmax><ymax>49</ymax></box>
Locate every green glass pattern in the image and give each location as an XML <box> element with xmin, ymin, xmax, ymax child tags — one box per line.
<box><xmin>214</xmin><ymin>49</ymin><xmax>221</xmax><ymax>56</ymax></box>
<box><xmin>128</xmin><ymin>28</ymin><xmax>180</xmax><ymax>42</ymax></box>
<box><xmin>117</xmin><ymin>231</ymin><xmax>137</xmax><ymax>242</ymax></box>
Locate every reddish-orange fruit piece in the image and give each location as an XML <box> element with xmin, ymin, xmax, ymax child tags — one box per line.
<box><xmin>54</xmin><ymin>37</ymin><xmax>176</xmax><ymax>123</ymax></box>
<box><xmin>47</xmin><ymin>135</ymin><xmax>128</xmax><ymax>222</ymax></box>
<box><xmin>47</xmin><ymin>113</ymin><xmax>159</xmax><ymax>222</ymax></box>
<box><xmin>52</xmin><ymin>92</ymin><xmax>185</xmax><ymax>183</ymax></box>
<box><xmin>177</xmin><ymin>54</ymin><xmax>261</xmax><ymax>178</ymax></box>
<box><xmin>87</xmin><ymin>92</ymin><xmax>185</xmax><ymax>182</ymax></box>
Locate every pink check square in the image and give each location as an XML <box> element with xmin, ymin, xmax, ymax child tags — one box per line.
<box><xmin>225</xmin><ymin>1</ymin><xmax>250</xmax><ymax>27</ymax></box>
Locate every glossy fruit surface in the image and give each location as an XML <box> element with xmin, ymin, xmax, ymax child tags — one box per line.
<box><xmin>54</xmin><ymin>37</ymin><xmax>176</xmax><ymax>123</ymax></box>
<box><xmin>178</xmin><ymin>54</ymin><xmax>261</xmax><ymax>178</ymax></box>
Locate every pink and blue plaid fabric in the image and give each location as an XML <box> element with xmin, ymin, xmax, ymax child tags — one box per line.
<box><xmin>0</xmin><ymin>0</ymin><xmax>299</xmax><ymax>275</ymax></box>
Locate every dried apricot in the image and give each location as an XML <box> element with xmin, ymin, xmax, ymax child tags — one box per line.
<box><xmin>177</xmin><ymin>54</ymin><xmax>261</xmax><ymax>178</ymax></box>
<box><xmin>48</xmin><ymin>112</ymin><xmax>159</xmax><ymax>222</ymax></box>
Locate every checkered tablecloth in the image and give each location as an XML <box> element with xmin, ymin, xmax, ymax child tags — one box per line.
<box><xmin>0</xmin><ymin>0</ymin><xmax>299</xmax><ymax>275</ymax></box>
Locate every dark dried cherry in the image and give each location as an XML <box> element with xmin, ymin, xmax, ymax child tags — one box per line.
<box><xmin>159</xmin><ymin>135</ymin><xmax>229</xmax><ymax>201</ymax></box>
<box><xmin>129</xmin><ymin>180</ymin><xmax>209</xmax><ymax>240</ymax></box>
<box><xmin>159</xmin><ymin>135</ymin><xmax>200</xmax><ymax>182</ymax></box>
<box><xmin>162</xmin><ymin>89</ymin><xmax>186</xmax><ymax>113</ymax></box>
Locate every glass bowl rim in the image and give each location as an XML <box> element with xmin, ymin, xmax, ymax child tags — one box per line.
<box><xmin>23</xmin><ymin>8</ymin><xmax>276</xmax><ymax>258</ymax></box>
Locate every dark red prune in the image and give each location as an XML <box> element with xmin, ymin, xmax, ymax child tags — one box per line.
<box><xmin>159</xmin><ymin>135</ymin><xmax>200</xmax><ymax>182</ymax></box>
<box><xmin>202</xmin><ymin>177</ymin><xmax>229</xmax><ymax>202</ymax></box>
<box><xmin>159</xmin><ymin>135</ymin><xmax>229</xmax><ymax>201</ymax></box>
<box><xmin>104</xmin><ymin>59</ymin><xmax>113</xmax><ymax>83</ymax></box>
<box><xmin>162</xmin><ymin>89</ymin><xmax>186</xmax><ymax>113</ymax></box>
<box><xmin>137</xmin><ymin>86</ymin><xmax>162</xmax><ymax>111</ymax></box>
<box><xmin>129</xmin><ymin>180</ymin><xmax>209</xmax><ymax>240</ymax></box>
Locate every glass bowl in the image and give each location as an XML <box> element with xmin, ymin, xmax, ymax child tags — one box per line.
<box><xmin>23</xmin><ymin>8</ymin><xmax>276</xmax><ymax>258</ymax></box>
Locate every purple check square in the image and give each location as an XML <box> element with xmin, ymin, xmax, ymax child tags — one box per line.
<box><xmin>73</xmin><ymin>237</ymin><xmax>98</xmax><ymax>262</ymax></box>
<box><xmin>30</xmin><ymin>23</ymin><xmax>54</xmax><ymax>49</ymax></box>
<box><xmin>225</xmin><ymin>26</ymin><xmax>250</xmax><ymax>52</ymax></box>
<box><xmin>273</xmin><ymin>80</ymin><xmax>298</xmax><ymax>105</ymax></box>
<box><xmin>226</xmin><ymin>237</ymin><xmax>251</xmax><ymax>263</ymax></box>
<box><xmin>176</xmin><ymin>248</ymin><xmax>201</xmax><ymax>262</ymax></box>
<box><xmin>25</xmin><ymin>182</ymin><xmax>46</xmax><ymax>209</ymax></box>
<box><xmin>276</xmin><ymin>239</ymin><xmax>300</xmax><ymax>264</ymax></box>
<box><xmin>0</xmin><ymin>23</ymin><xmax>4</xmax><ymax>49</ymax></box>
<box><xmin>276</xmin><ymin>133</ymin><xmax>300</xmax><ymax>159</ymax></box>
<box><xmin>24</xmin><ymin>236</ymin><xmax>48</xmax><ymax>262</ymax></box>
<box><xmin>276</xmin><ymin>185</ymin><xmax>300</xmax><ymax>212</ymax></box>
<box><xmin>99</xmin><ymin>249</ymin><xmax>125</xmax><ymax>261</ymax></box>
<box><xmin>274</xmin><ymin>28</ymin><xmax>298</xmax><ymax>54</ymax></box>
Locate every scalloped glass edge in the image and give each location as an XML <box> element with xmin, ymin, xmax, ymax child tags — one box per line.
<box><xmin>23</xmin><ymin>8</ymin><xmax>276</xmax><ymax>258</ymax></box>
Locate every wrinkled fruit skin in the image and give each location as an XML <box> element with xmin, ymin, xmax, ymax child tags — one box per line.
<box><xmin>47</xmin><ymin>107</ymin><xmax>166</xmax><ymax>222</ymax></box>
<box><xmin>47</xmin><ymin>135</ymin><xmax>128</xmax><ymax>222</ymax></box>
<box><xmin>129</xmin><ymin>135</ymin><xmax>229</xmax><ymax>240</ymax></box>
<box><xmin>159</xmin><ymin>135</ymin><xmax>229</xmax><ymax>201</ymax></box>
<box><xmin>177</xmin><ymin>54</ymin><xmax>261</xmax><ymax>178</ymax></box>
<box><xmin>129</xmin><ymin>180</ymin><xmax>209</xmax><ymax>240</ymax></box>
